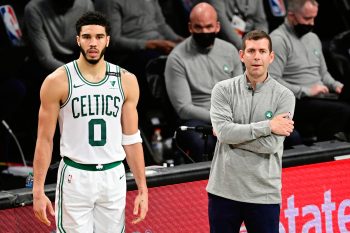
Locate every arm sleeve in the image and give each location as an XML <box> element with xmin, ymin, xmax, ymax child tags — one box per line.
<box><xmin>210</xmin><ymin>83</ymin><xmax>272</xmax><ymax>145</ymax></box>
<box><xmin>233</xmin><ymin>91</ymin><xmax>296</xmax><ymax>154</ymax></box>
<box><xmin>24</xmin><ymin>6</ymin><xmax>64</xmax><ymax>71</ymax></box>
<box><xmin>209</xmin><ymin>0</ymin><xmax>242</xmax><ymax>49</ymax></box>
<box><xmin>269</xmin><ymin>34</ymin><xmax>309</xmax><ymax>98</ymax></box>
<box><xmin>165</xmin><ymin>54</ymin><xmax>211</xmax><ymax>122</ymax></box>
<box><xmin>154</xmin><ymin>1</ymin><xmax>181</xmax><ymax>41</ymax></box>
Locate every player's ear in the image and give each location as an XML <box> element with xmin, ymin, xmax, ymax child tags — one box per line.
<box><xmin>106</xmin><ymin>35</ymin><xmax>110</xmax><ymax>47</ymax></box>
<box><xmin>77</xmin><ymin>36</ymin><xmax>80</xmax><ymax>47</ymax></box>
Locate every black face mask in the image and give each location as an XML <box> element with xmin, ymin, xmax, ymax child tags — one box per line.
<box><xmin>192</xmin><ymin>32</ymin><xmax>216</xmax><ymax>48</ymax></box>
<box><xmin>294</xmin><ymin>24</ymin><xmax>313</xmax><ymax>37</ymax></box>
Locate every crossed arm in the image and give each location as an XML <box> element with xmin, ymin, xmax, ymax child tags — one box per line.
<box><xmin>210</xmin><ymin>83</ymin><xmax>295</xmax><ymax>154</ymax></box>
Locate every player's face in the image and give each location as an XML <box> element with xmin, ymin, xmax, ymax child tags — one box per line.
<box><xmin>239</xmin><ymin>38</ymin><xmax>274</xmax><ymax>82</ymax></box>
<box><xmin>77</xmin><ymin>25</ymin><xmax>110</xmax><ymax>64</ymax></box>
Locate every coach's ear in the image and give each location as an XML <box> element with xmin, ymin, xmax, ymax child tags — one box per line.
<box><xmin>269</xmin><ymin>51</ymin><xmax>275</xmax><ymax>64</ymax></box>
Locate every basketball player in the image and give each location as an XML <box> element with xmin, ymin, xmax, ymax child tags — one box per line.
<box><xmin>32</xmin><ymin>12</ymin><xmax>148</xmax><ymax>232</ymax></box>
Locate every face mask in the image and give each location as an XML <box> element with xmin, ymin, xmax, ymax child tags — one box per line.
<box><xmin>192</xmin><ymin>32</ymin><xmax>216</xmax><ymax>48</ymax></box>
<box><xmin>294</xmin><ymin>24</ymin><xmax>313</xmax><ymax>37</ymax></box>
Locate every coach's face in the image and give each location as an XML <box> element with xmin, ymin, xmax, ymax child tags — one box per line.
<box><xmin>77</xmin><ymin>25</ymin><xmax>110</xmax><ymax>64</ymax></box>
<box><xmin>240</xmin><ymin>38</ymin><xmax>274</xmax><ymax>82</ymax></box>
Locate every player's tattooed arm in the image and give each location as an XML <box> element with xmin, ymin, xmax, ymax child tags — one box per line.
<box><xmin>121</xmin><ymin>68</ymin><xmax>132</xmax><ymax>75</ymax></box>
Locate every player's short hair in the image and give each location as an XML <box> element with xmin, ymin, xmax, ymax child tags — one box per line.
<box><xmin>242</xmin><ymin>30</ymin><xmax>272</xmax><ymax>52</ymax></box>
<box><xmin>75</xmin><ymin>11</ymin><xmax>111</xmax><ymax>36</ymax></box>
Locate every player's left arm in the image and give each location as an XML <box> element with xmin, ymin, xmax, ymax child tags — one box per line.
<box><xmin>121</xmin><ymin>69</ymin><xmax>148</xmax><ymax>224</ymax></box>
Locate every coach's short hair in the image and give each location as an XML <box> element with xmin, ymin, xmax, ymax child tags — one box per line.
<box><xmin>242</xmin><ymin>30</ymin><xmax>272</xmax><ymax>52</ymax></box>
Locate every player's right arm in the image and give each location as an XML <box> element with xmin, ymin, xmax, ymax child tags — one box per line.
<box><xmin>33</xmin><ymin>67</ymin><xmax>67</xmax><ymax>226</ymax></box>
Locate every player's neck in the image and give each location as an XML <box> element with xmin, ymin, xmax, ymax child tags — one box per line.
<box><xmin>76</xmin><ymin>57</ymin><xmax>106</xmax><ymax>83</ymax></box>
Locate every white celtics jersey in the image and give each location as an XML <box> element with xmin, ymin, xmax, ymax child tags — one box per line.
<box><xmin>59</xmin><ymin>60</ymin><xmax>125</xmax><ymax>164</ymax></box>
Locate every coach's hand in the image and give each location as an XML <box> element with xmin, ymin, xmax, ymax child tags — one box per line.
<box><xmin>270</xmin><ymin>113</ymin><xmax>294</xmax><ymax>136</ymax></box>
<box><xmin>33</xmin><ymin>193</ymin><xmax>55</xmax><ymax>226</ymax></box>
<box><xmin>132</xmin><ymin>189</ymin><xmax>148</xmax><ymax>224</ymax></box>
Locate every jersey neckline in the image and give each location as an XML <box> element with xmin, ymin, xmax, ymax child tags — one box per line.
<box><xmin>73</xmin><ymin>60</ymin><xmax>110</xmax><ymax>86</ymax></box>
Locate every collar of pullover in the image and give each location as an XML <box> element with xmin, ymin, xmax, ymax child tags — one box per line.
<box><xmin>243</xmin><ymin>72</ymin><xmax>271</xmax><ymax>93</ymax></box>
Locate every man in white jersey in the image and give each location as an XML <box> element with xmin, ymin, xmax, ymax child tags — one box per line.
<box><xmin>32</xmin><ymin>11</ymin><xmax>148</xmax><ymax>232</ymax></box>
